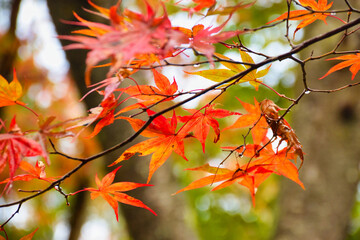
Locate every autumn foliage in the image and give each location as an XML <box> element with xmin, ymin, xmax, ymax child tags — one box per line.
<box><xmin>1</xmin><ymin>0</ymin><xmax>360</xmax><ymax>238</ymax></box>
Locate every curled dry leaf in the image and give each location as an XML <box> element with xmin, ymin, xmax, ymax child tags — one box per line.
<box><xmin>260</xmin><ymin>99</ymin><xmax>304</xmax><ymax>169</ymax></box>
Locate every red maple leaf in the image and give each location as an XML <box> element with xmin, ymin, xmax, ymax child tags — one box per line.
<box><xmin>223</xmin><ymin>98</ymin><xmax>268</xmax><ymax>144</ymax></box>
<box><xmin>71</xmin><ymin>167</ymin><xmax>156</xmax><ymax>221</ymax></box>
<box><xmin>61</xmin><ymin>1</ymin><xmax>188</xmax><ymax>84</ymax></box>
<box><xmin>320</xmin><ymin>53</ymin><xmax>360</xmax><ymax>80</ymax></box>
<box><xmin>0</xmin><ymin>117</ymin><xmax>46</xmax><ymax>192</ymax></box>
<box><xmin>178</xmin><ymin>104</ymin><xmax>239</xmax><ymax>152</ymax></box>
<box><xmin>110</xmin><ymin>110</ymin><xmax>188</xmax><ymax>183</ymax></box>
<box><xmin>189</xmin><ymin>20</ymin><xmax>240</xmax><ymax>60</ymax></box>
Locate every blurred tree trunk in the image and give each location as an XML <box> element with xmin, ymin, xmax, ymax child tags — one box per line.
<box><xmin>0</xmin><ymin>0</ymin><xmax>21</xmax><ymax>79</ymax></box>
<box><xmin>47</xmin><ymin>1</ymin><xmax>196</xmax><ymax>240</ymax></box>
<box><xmin>274</xmin><ymin>1</ymin><xmax>360</xmax><ymax>240</ymax></box>
<box><xmin>0</xmin><ymin>0</ymin><xmax>21</xmax><ymax>120</ymax></box>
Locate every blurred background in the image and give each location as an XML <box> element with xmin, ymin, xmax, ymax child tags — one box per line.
<box><xmin>0</xmin><ymin>0</ymin><xmax>360</xmax><ymax>239</ymax></box>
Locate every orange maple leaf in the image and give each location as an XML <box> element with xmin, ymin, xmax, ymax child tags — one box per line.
<box><xmin>0</xmin><ymin>161</ymin><xmax>57</xmax><ymax>185</ymax></box>
<box><xmin>182</xmin><ymin>0</ymin><xmax>216</xmax><ymax>13</ymax></box>
<box><xmin>249</xmin><ymin>145</ymin><xmax>305</xmax><ymax>189</ymax></box>
<box><xmin>173</xmin><ymin>163</ymin><xmax>234</xmax><ymax>195</ymax></box>
<box><xmin>212</xmin><ymin>164</ymin><xmax>274</xmax><ymax>206</ymax></box>
<box><xmin>110</xmin><ymin>110</ymin><xmax>188</xmax><ymax>183</ymax></box>
<box><xmin>116</xmin><ymin>69</ymin><xmax>178</xmax><ymax>114</ymax></box>
<box><xmin>223</xmin><ymin>98</ymin><xmax>268</xmax><ymax>144</ymax></box>
<box><xmin>320</xmin><ymin>53</ymin><xmax>360</xmax><ymax>80</ymax></box>
<box><xmin>173</xmin><ymin>162</ymin><xmax>275</xmax><ymax>205</ymax></box>
<box><xmin>87</xmin><ymin>94</ymin><xmax>119</xmax><ymax>138</ymax></box>
<box><xmin>67</xmin><ymin>93</ymin><xmax>119</xmax><ymax>138</ymax></box>
<box><xmin>0</xmin><ymin>70</ymin><xmax>25</xmax><ymax>107</ymax></box>
<box><xmin>177</xmin><ymin>140</ymin><xmax>304</xmax><ymax>205</ymax></box>
<box><xmin>267</xmin><ymin>0</ymin><xmax>335</xmax><ymax>35</ymax></box>
<box><xmin>71</xmin><ymin>167</ymin><xmax>156</xmax><ymax>221</ymax></box>
<box><xmin>19</xmin><ymin>228</ymin><xmax>39</xmax><ymax>240</ymax></box>
<box><xmin>226</xmin><ymin>143</ymin><xmax>304</xmax><ymax>188</ymax></box>
<box><xmin>0</xmin><ymin>228</ymin><xmax>39</xmax><ymax>240</ymax></box>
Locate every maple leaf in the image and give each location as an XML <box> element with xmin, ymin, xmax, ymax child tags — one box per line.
<box><xmin>173</xmin><ymin>163</ymin><xmax>234</xmax><ymax>195</ymax></box>
<box><xmin>178</xmin><ymin>104</ymin><xmax>239</xmax><ymax>152</ymax></box>
<box><xmin>116</xmin><ymin>69</ymin><xmax>178</xmax><ymax>114</ymax></box>
<box><xmin>86</xmin><ymin>94</ymin><xmax>119</xmax><ymax>138</ymax></box>
<box><xmin>185</xmin><ymin>51</ymin><xmax>270</xmax><ymax>89</ymax></box>
<box><xmin>81</xmin><ymin>75</ymin><xmax>125</xmax><ymax>101</ymax></box>
<box><xmin>173</xmin><ymin>162</ymin><xmax>275</xmax><ymax>205</ymax></box>
<box><xmin>19</xmin><ymin>228</ymin><xmax>39</xmax><ymax>240</ymax></box>
<box><xmin>176</xmin><ymin>17</ymin><xmax>241</xmax><ymax>61</ymax></box>
<box><xmin>37</xmin><ymin>116</ymin><xmax>75</xmax><ymax>139</ymax></box>
<box><xmin>0</xmin><ymin>228</ymin><xmax>39</xmax><ymax>240</ymax></box>
<box><xmin>249</xmin><ymin>145</ymin><xmax>305</xmax><ymax>189</ymax></box>
<box><xmin>223</xmin><ymin>98</ymin><xmax>268</xmax><ymax>144</ymax></box>
<box><xmin>225</xmin><ymin>141</ymin><xmax>304</xmax><ymax>188</ymax></box>
<box><xmin>0</xmin><ymin>160</ymin><xmax>57</xmax><ymax>185</ymax></box>
<box><xmin>71</xmin><ymin>167</ymin><xmax>156</xmax><ymax>221</ymax></box>
<box><xmin>267</xmin><ymin>0</ymin><xmax>335</xmax><ymax>35</ymax></box>
<box><xmin>0</xmin><ymin>70</ymin><xmax>25</xmax><ymax>107</ymax></box>
<box><xmin>182</xmin><ymin>0</ymin><xmax>216</xmax><ymax>14</ymax></box>
<box><xmin>110</xmin><ymin>110</ymin><xmax>188</xmax><ymax>183</ymax></box>
<box><xmin>212</xmin><ymin>165</ymin><xmax>274</xmax><ymax>206</ymax></box>
<box><xmin>62</xmin><ymin>1</ymin><xmax>188</xmax><ymax>84</ymax></box>
<box><xmin>67</xmin><ymin>93</ymin><xmax>119</xmax><ymax>138</ymax></box>
<box><xmin>34</xmin><ymin>116</ymin><xmax>75</xmax><ymax>162</ymax></box>
<box><xmin>0</xmin><ymin>117</ymin><xmax>46</xmax><ymax>192</ymax></box>
<box><xmin>320</xmin><ymin>53</ymin><xmax>360</xmax><ymax>80</ymax></box>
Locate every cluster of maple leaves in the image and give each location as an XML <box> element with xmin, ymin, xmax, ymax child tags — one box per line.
<box><xmin>1</xmin><ymin>0</ymin><xmax>359</xmax><ymax>238</ymax></box>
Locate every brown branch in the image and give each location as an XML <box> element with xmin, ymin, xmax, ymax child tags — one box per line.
<box><xmin>308</xmin><ymin>81</ymin><xmax>360</xmax><ymax>93</ymax></box>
